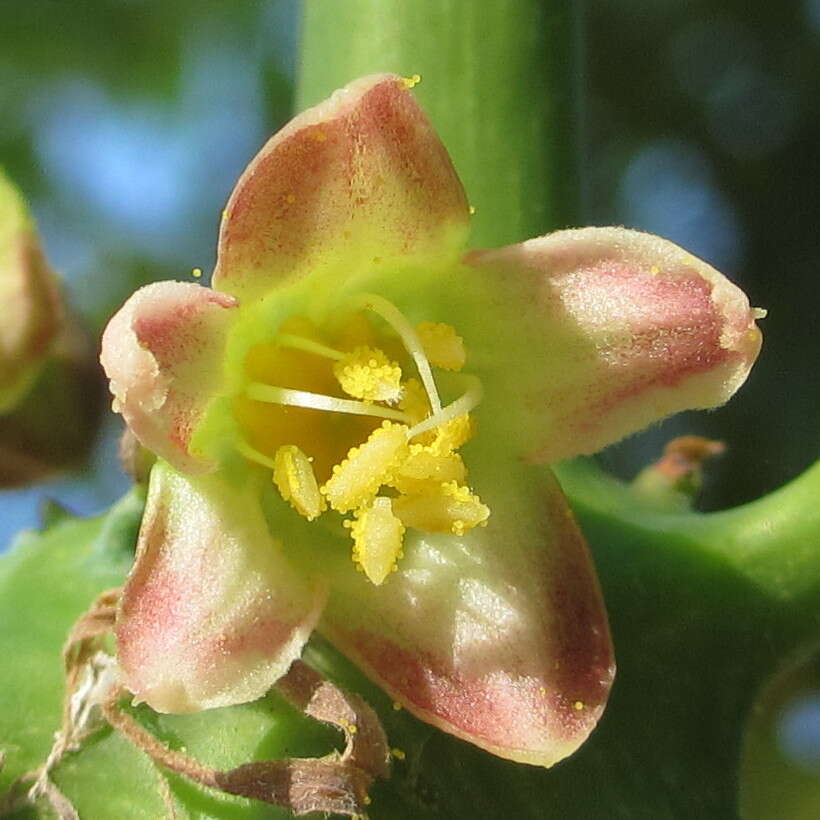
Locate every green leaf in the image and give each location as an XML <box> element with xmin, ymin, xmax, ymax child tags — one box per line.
<box><xmin>0</xmin><ymin>491</ymin><xmax>139</xmax><ymax>803</ymax></box>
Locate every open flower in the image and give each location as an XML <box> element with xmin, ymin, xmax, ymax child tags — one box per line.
<box><xmin>100</xmin><ymin>74</ymin><xmax>762</xmax><ymax>768</ymax></box>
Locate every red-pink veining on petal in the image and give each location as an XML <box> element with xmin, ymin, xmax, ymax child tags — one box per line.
<box><xmin>464</xmin><ymin>227</ymin><xmax>762</xmax><ymax>463</ymax></box>
<box><xmin>320</xmin><ymin>470</ymin><xmax>614</xmax><ymax>767</ymax></box>
<box><xmin>100</xmin><ymin>281</ymin><xmax>238</xmax><ymax>474</ymax></box>
<box><xmin>214</xmin><ymin>74</ymin><xmax>469</xmax><ymax>299</ymax></box>
<box><xmin>117</xmin><ymin>464</ymin><xmax>326</xmax><ymax>713</ymax></box>
<box><xmin>555</xmin><ymin>258</ymin><xmax>728</xmax><ymax>433</ymax></box>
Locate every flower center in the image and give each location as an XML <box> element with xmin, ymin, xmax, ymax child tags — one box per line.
<box><xmin>235</xmin><ymin>293</ymin><xmax>489</xmax><ymax>585</ymax></box>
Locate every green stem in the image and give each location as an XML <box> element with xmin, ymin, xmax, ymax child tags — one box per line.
<box><xmin>298</xmin><ymin>0</ymin><xmax>581</xmax><ymax>247</ymax></box>
<box><xmin>556</xmin><ymin>458</ymin><xmax>820</xmax><ymax>619</ymax></box>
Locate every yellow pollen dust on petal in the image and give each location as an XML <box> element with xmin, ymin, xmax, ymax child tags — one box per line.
<box><xmin>389</xmin><ymin>446</ymin><xmax>467</xmax><ymax>495</ymax></box>
<box><xmin>272</xmin><ymin>445</ymin><xmax>325</xmax><ymax>521</ymax></box>
<box><xmin>334</xmin><ymin>346</ymin><xmax>402</xmax><ymax>404</ymax></box>
<box><xmin>321</xmin><ymin>421</ymin><xmax>410</xmax><ymax>513</ymax></box>
<box><xmin>415</xmin><ymin>321</ymin><xmax>466</xmax><ymax>371</ymax></box>
<box><xmin>393</xmin><ymin>481</ymin><xmax>489</xmax><ymax>535</ymax></box>
<box><xmin>400</xmin><ymin>74</ymin><xmax>421</xmax><ymax>89</ymax></box>
<box><xmin>346</xmin><ymin>496</ymin><xmax>405</xmax><ymax>585</ymax></box>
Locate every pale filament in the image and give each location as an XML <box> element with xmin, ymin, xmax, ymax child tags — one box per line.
<box><xmin>350</xmin><ymin>292</ymin><xmax>443</xmax><ymax>414</ymax></box>
<box><xmin>242</xmin><ymin>294</ymin><xmax>479</xmax><ymax>454</ymax></box>
<box><xmin>406</xmin><ymin>374</ymin><xmax>483</xmax><ymax>440</ymax></box>
<box><xmin>275</xmin><ymin>333</ymin><xmax>345</xmax><ymax>361</ymax></box>
<box><xmin>246</xmin><ymin>383</ymin><xmax>413</xmax><ymax>423</ymax></box>
<box><xmin>236</xmin><ymin>439</ymin><xmax>278</xmax><ymax>470</ymax></box>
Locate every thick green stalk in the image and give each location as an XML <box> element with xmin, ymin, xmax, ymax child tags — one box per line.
<box><xmin>298</xmin><ymin>0</ymin><xmax>581</xmax><ymax>247</ymax></box>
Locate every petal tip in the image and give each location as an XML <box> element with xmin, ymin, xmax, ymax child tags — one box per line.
<box><xmin>214</xmin><ymin>73</ymin><xmax>468</xmax><ymax>299</ymax></box>
<box><xmin>100</xmin><ymin>281</ymin><xmax>238</xmax><ymax>474</ymax></box>
<box><xmin>465</xmin><ymin>226</ymin><xmax>763</xmax><ymax>463</ymax></box>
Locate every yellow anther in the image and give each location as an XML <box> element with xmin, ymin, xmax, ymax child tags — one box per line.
<box><xmin>400</xmin><ymin>74</ymin><xmax>421</xmax><ymax>89</ymax></box>
<box><xmin>469</xmin><ymin>205</ymin><xmax>476</xmax><ymax>215</ymax></box>
<box><xmin>272</xmin><ymin>445</ymin><xmax>325</xmax><ymax>521</ymax></box>
<box><xmin>321</xmin><ymin>422</ymin><xmax>410</xmax><ymax>513</ymax></box>
<box><xmin>334</xmin><ymin>346</ymin><xmax>402</xmax><ymax>403</ymax></box>
<box><xmin>348</xmin><ymin>497</ymin><xmax>405</xmax><ymax>585</ymax></box>
<box><xmin>426</xmin><ymin>414</ymin><xmax>474</xmax><ymax>454</ymax></box>
<box><xmin>391</xmin><ymin>747</ymin><xmax>406</xmax><ymax>760</ymax></box>
<box><xmin>649</xmin><ymin>265</ymin><xmax>660</xmax><ymax>275</ymax></box>
<box><xmin>573</xmin><ymin>701</ymin><xmax>585</xmax><ymax>711</ymax></box>
<box><xmin>415</xmin><ymin>321</ymin><xmax>466</xmax><ymax>371</ymax></box>
<box><xmin>393</xmin><ymin>481</ymin><xmax>489</xmax><ymax>534</ymax></box>
<box><xmin>392</xmin><ymin>702</ymin><xmax>402</xmax><ymax>711</ymax></box>
<box><xmin>191</xmin><ymin>267</ymin><xmax>203</xmax><ymax>278</ymax></box>
<box><xmin>389</xmin><ymin>448</ymin><xmax>466</xmax><ymax>494</ymax></box>
<box><xmin>398</xmin><ymin>378</ymin><xmax>431</xmax><ymax>427</ymax></box>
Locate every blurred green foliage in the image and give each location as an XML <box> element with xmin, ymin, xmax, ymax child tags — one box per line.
<box><xmin>586</xmin><ymin>0</ymin><xmax>820</xmax><ymax>511</ymax></box>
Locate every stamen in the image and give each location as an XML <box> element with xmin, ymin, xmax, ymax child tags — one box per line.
<box><xmin>389</xmin><ymin>449</ymin><xmax>467</xmax><ymax>495</ymax></box>
<box><xmin>415</xmin><ymin>321</ymin><xmax>466</xmax><ymax>371</ymax></box>
<box><xmin>393</xmin><ymin>481</ymin><xmax>490</xmax><ymax>535</ymax></box>
<box><xmin>334</xmin><ymin>346</ymin><xmax>402</xmax><ymax>403</ymax></box>
<box><xmin>246</xmin><ymin>383</ymin><xmax>412</xmax><ymax>423</ymax></box>
<box><xmin>273</xmin><ymin>445</ymin><xmax>325</xmax><ymax>520</ymax></box>
<box><xmin>406</xmin><ymin>374</ymin><xmax>483</xmax><ymax>440</ymax></box>
<box><xmin>322</xmin><ymin>421</ymin><xmax>410</xmax><ymax>513</ymax></box>
<box><xmin>346</xmin><ymin>497</ymin><xmax>405</xmax><ymax>585</ymax></box>
<box><xmin>236</xmin><ymin>439</ymin><xmax>279</xmax><ymax>470</ymax></box>
<box><xmin>352</xmin><ymin>293</ymin><xmax>442</xmax><ymax>414</ymax></box>
<box><xmin>275</xmin><ymin>333</ymin><xmax>345</xmax><ymax>361</ymax></box>
<box><xmin>398</xmin><ymin>378</ymin><xmax>431</xmax><ymax>426</ymax></box>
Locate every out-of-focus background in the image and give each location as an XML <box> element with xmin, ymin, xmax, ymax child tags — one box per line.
<box><xmin>1</xmin><ymin>0</ymin><xmax>818</xmax><ymax>806</ymax></box>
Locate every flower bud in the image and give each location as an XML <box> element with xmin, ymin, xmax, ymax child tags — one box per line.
<box><xmin>0</xmin><ymin>170</ymin><xmax>103</xmax><ymax>486</ymax></box>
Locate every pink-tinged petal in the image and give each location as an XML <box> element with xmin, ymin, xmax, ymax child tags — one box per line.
<box><xmin>213</xmin><ymin>74</ymin><xmax>469</xmax><ymax>300</ymax></box>
<box><xmin>117</xmin><ymin>462</ymin><xmax>326</xmax><ymax>713</ymax></box>
<box><xmin>464</xmin><ymin>227</ymin><xmax>763</xmax><ymax>463</ymax></box>
<box><xmin>100</xmin><ymin>281</ymin><xmax>238</xmax><ymax>474</ymax></box>
<box><xmin>320</xmin><ymin>460</ymin><xmax>614</xmax><ymax>767</ymax></box>
<box><xmin>0</xmin><ymin>170</ymin><xmax>62</xmax><ymax>411</ymax></box>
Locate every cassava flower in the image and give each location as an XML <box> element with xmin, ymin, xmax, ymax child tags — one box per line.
<box><xmin>100</xmin><ymin>74</ymin><xmax>762</xmax><ymax>768</ymax></box>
